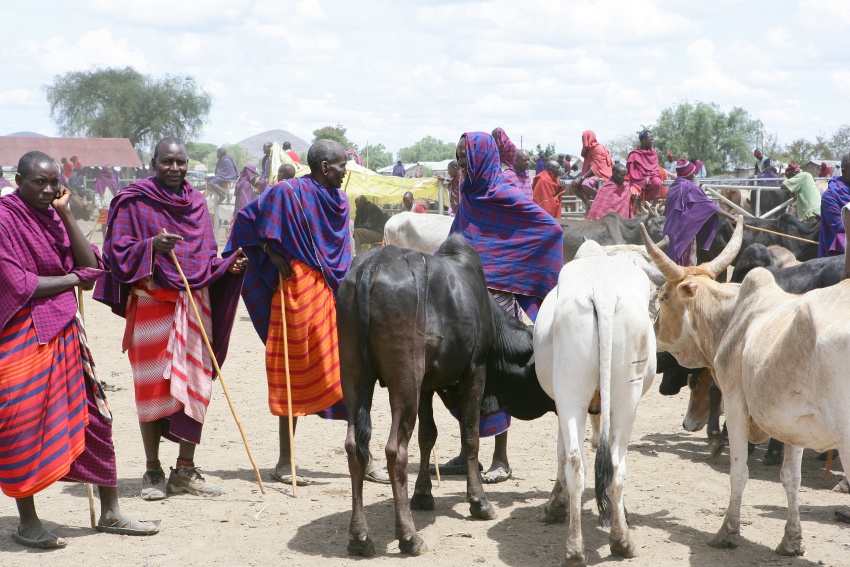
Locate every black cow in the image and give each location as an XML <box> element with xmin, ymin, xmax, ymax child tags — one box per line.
<box><xmin>561</xmin><ymin>212</ymin><xmax>665</xmax><ymax>262</ymax></box>
<box><xmin>731</xmin><ymin>244</ymin><xmax>844</xmax><ymax>289</ymax></box>
<box><xmin>700</xmin><ymin>214</ymin><xmax>820</xmax><ymax>267</ymax></box>
<box><xmin>338</xmin><ymin>236</ymin><xmax>554</xmax><ymax>557</ymax></box>
<box><xmin>749</xmin><ymin>187</ymin><xmax>793</xmax><ymax>217</ymax></box>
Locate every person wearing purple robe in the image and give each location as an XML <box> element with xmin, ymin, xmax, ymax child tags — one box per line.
<box><xmin>94</xmin><ymin>137</ymin><xmax>248</xmax><ymax>502</ymax></box>
<box><xmin>819</xmin><ymin>154</ymin><xmax>850</xmax><ymax>257</ymax></box>
<box><xmin>258</xmin><ymin>142</ymin><xmax>272</xmax><ymax>190</ymax></box>
<box><xmin>391</xmin><ymin>160</ymin><xmax>405</xmax><ymax>177</ymax></box>
<box><xmin>209</xmin><ymin>147</ymin><xmax>239</xmax><ymax>205</ymax></box>
<box><xmin>663</xmin><ymin>159</ymin><xmax>736</xmax><ymax>266</ymax></box>
<box><xmin>232</xmin><ymin>164</ymin><xmax>258</xmax><ymax>224</ymax></box>
<box><xmin>1</xmin><ymin>151</ymin><xmax>158</xmax><ymax>548</ymax></box>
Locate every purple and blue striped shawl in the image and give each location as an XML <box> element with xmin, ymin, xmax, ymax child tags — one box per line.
<box><xmin>233</xmin><ymin>164</ymin><xmax>257</xmax><ymax>217</ymax></box>
<box><xmin>215</xmin><ymin>155</ymin><xmax>239</xmax><ymax>181</ymax></box>
<box><xmin>93</xmin><ymin>176</ymin><xmax>242</xmax><ymax>363</ymax></box>
<box><xmin>223</xmin><ymin>175</ymin><xmax>351</xmax><ymax>343</ymax></box>
<box><xmin>0</xmin><ymin>191</ymin><xmax>103</xmax><ymax>343</ymax></box>
<box><xmin>492</xmin><ymin>128</ymin><xmax>516</xmax><ymax>169</ymax></box>
<box><xmin>450</xmin><ymin>132</ymin><xmax>563</xmax><ymax>301</ymax></box>
<box><xmin>818</xmin><ymin>176</ymin><xmax>850</xmax><ymax>258</ymax></box>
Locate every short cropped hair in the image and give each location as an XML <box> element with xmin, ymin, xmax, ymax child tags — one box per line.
<box><xmin>307</xmin><ymin>139</ymin><xmax>345</xmax><ymax>171</ymax></box>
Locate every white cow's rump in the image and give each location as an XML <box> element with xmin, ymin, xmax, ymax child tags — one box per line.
<box><xmin>382</xmin><ymin>212</ymin><xmax>453</xmax><ymax>255</ymax></box>
<box><xmin>534</xmin><ymin>254</ymin><xmax>656</xmax><ymax>566</ymax></box>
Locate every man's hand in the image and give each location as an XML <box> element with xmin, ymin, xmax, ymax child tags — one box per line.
<box><xmin>79</xmin><ymin>278</ymin><xmax>95</xmax><ymax>291</ymax></box>
<box><xmin>52</xmin><ymin>186</ymin><xmax>73</xmax><ymax>213</ymax></box>
<box><xmin>152</xmin><ymin>233</ymin><xmax>183</xmax><ymax>253</ymax></box>
<box><xmin>265</xmin><ymin>246</ymin><xmax>292</xmax><ymax>280</ymax></box>
<box><xmin>228</xmin><ymin>248</ymin><xmax>249</xmax><ymax>274</ymax></box>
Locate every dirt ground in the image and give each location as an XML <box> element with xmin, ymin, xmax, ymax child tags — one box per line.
<box><xmin>1</xmin><ymin>233</ymin><xmax>847</xmax><ymax>567</ymax></box>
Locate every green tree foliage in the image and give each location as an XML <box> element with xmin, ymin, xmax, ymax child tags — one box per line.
<box><xmin>829</xmin><ymin>125</ymin><xmax>850</xmax><ymax>159</ymax></box>
<box><xmin>203</xmin><ymin>144</ymin><xmax>248</xmax><ymax>173</ymax></box>
<box><xmin>397</xmin><ymin>136</ymin><xmax>456</xmax><ymax>163</ymax></box>
<box><xmin>45</xmin><ymin>67</ymin><xmax>211</xmax><ymax>151</ymax></box>
<box><xmin>652</xmin><ymin>102</ymin><xmax>762</xmax><ymax>175</ymax></box>
<box><xmin>185</xmin><ymin>142</ymin><xmax>217</xmax><ymax>164</ymax></box>
<box><xmin>360</xmin><ymin>142</ymin><xmax>394</xmax><ymax>171</ymax></box>
<box><xmin>534</xmin><ymin>143</ymin><xmax>557</xmax><ymax>160</ymax></box>
<box><xmin>312</xmin><ymin>124</ymin><xmax>355</xmax><ymax>149</ymax></box>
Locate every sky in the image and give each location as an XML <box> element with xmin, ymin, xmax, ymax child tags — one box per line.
<box><xmin>1</xmin><ymin>0</ymin><xmax>848</xmax><ymax>158</ymax></box>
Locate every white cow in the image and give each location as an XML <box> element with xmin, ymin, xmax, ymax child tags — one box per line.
<box><xmin>382</xmin><ymin>212</ymin><xmax>453</xmax><ymax>255</ymax></box>
<box><xmin>534</xmin><ymin>253</ymin><xmax>657</xmax><ymax>566</ymax></box>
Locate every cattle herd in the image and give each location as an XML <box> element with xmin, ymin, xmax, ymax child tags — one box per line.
<box><xmin>336</xmin><ymin>209</ymin><xmax>845</xmax><ymax>566</ymax></box>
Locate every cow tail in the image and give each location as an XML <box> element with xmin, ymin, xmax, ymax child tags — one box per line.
<box><xmin>353</xmin><ymin>255</ymin><xmax>378</xmax><ymax>465</ymax></box>
<box><xmin>592</xmin><ymin>291</ymin><xmax>614</xmax><ymax>528</ymax></box>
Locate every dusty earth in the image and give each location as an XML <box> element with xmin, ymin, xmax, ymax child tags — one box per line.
<box><xmin>1</xmin><ymin>231</ymin><xmax>848</xmax><ymax>567</ymax></box>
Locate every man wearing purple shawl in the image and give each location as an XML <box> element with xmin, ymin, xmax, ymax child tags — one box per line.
<box><xmin>224</xmin><ymin>140</ymin><xmax>389</xmax><ymax>486</ymax></box>
<box><xmin>491</xmin><ymin>127</ymin><xmax>517</xmax><ymax>170</ymax></box>
<box><xmin>1</xmin><ymin>152</ymin><xmax>158</xmax><ymax>548</ymax></box>
<box><xmin>209</xmin><ymin>147</ymin><xmax>239</xmax><ymax>204</ymax></box>
<box><xmin>94</xmin><ymin>137</ymin><xmax>248</xmax><ymax>501</ymax></box>
<box><xmin>231</xmin><ymin>164</ymin><xmax>258</xmax><ymax>224</ymax></box>
<box><xmin>819</xmin><ymin>154</ymin><xmax>850</xmax><ymax>257</ymax></box>
<box><xmin>663</xmin><ymin>159</ymin><xmax>736</xmax><ymax>266</ymax></box>
<box><xmin>435</xmin><ymin>131</ymin><xmax>563</xmax><ymax>483</ymax></box>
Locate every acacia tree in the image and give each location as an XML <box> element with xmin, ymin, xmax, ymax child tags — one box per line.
<box><xmin>45</xmin><ymin>67</ymin><xmax>211</xmax><ymax>151</ymax></box>
<box><xmin>360</xmin><ymin>142</ymin><xmax>393</xmax><ymax>171</ymax></box>
<box><xmin>652</xmin><ymin>102</ymin><xmax>762</xmax><ymax>175</ymax></box>
<box><xmin>312</xmin><ymin>124</ymin><xmax>355</xmax><ymax>149</ymax></box>
<box><xmin>397</xmin><ymin>136</ymin><xmax>456</xmax><ymax>162</ymax></box>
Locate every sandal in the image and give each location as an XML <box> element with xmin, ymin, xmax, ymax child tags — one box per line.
<box><xmin>364</xmin><ymin>459</ymin><xmax>390</xmax><ymax>484</ymax></box>
<box><xmin>429</xmin><ymin>455</ymin><xmax>484</xmax><ymax>476</ymax></box>
<box><xmin>270</xmin><ymin>470</ymin><xmax>313</xmax><ymax>486</ymax></box>
<box><xmin>12</xmin><ymin>526</ymin><xmax>67</xmax><ymax>549</ymax></box>
<box><xmin>835</xmin><ymin>508</ymin><xmax>850</xmax><ymax>523</ymax></box>
<box><xmin>96</xmin><ymin>516</ymin><xmax>160</xmax><ymax>536</ymax></box>
<box><xmin>482</xmin><ymin>462</ymin><xmax>512</xmax><ymax>484</ymax></box>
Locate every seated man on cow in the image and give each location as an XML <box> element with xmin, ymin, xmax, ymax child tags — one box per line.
<box><xmin>402</xmin><ymin>191</ymin><xmax>426</xmax><ymax>213</ymax></box>
<box><xmin>208</xmin><ymin>147</ymin><xmax>239</xmax><ymax>205</ymax></box>
<box><xmin>353</xmin><ymin>195</ymin><xmax>388</xmax><ymax>251</ymax></box>
<box><xmin>781</xmin><ymin>164</ymin><xmax>821</xmax><ymax>222</ymax></box>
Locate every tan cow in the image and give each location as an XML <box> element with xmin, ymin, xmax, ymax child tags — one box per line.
<box><xmin>640</xmin><ymin>217</ymin><xmax>848</xmax><ymax>557</ymax></box>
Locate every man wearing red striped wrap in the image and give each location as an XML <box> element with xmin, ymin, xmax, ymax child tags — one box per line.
<box><xmin>225</xmin><ymin>139</ymin><xmax>389</xmax><ymax>486</ymax></box>
<box><xmin>95</xmin><ymin>137</ymin><xmax>248</xmax><ymax>501</ymax></box>
<box><xmin>0</xmin><ymin>151</ymin><xmax>158</xmax><ymax>549</ymax></box>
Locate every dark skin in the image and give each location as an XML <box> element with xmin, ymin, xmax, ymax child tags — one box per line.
<box><xmin>140</xmin><ymin>143</ymin><xmax>247</xmax><ymax>472</ymax></box>
<box><xmin>610</xmin><ymin>163</ymin><xmax>627</xmax><ymax>185</ymax></box>
<box><xmin>838</xmin><ymin>156</ymin><xmax>850</xmax><ymax>281</ymax></box>
<box><xmin>515</xmin><ymin>150</ymin><xmax>531</xmax><ymax>173</ymax></box>
<box><xmin>271</xmin><ymin>147</ymin><xmax>348</xmax><ymax>481</ymax></box>
<box><xmin>639</xmin><ymin>131</ymin><xmax>654</xmax><ymax>150</ymax></box>
<box><xmin>449</xmin><ymin>135</ymin><xmax>509</xmax><ymax>477</ymax></box>
<box><xmin>403</xmin><ymin>192</ymin><xmax>414</xmax><ymax>211</ymax></box>
<box><xmin>14</xmin><ymin>161</ymin><xmax>156</xmax><ymax>544</ymax></box>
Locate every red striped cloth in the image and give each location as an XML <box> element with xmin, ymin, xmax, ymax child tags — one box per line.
<box><xmin>266</xmin><ymin>260</ymin><xmax>343</xmax><ymax>416</ymax></box>
<box><xmin>126</xmin><ymin>281</ymin><xmax>213</xmax><ymax>427</ymax></box>
<box><xmin>0</xmin><ymin>308</ymin><xmax>87</xmax><ymax>498</ymax></box>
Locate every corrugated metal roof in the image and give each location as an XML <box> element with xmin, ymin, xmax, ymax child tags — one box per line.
<box><xmin>0</xmin><ymin>136</ymin><xmax>142</xmax><ymax>167</ymax></box>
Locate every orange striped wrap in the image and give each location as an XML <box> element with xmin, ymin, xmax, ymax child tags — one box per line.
<box><xmin>266</xmin><ymin>260</ymin><xmax>342</xmax><ymax>416</ymax></box>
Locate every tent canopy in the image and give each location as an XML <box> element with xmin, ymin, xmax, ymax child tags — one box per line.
<box><xmin>0</xmin><ymin>136</ymin><xmax>142</xmax><ymax>168</ymax></box>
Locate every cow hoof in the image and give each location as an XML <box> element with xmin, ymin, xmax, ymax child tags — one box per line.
<box><xmin>470</xmin><ymin>500</ymin><xmax>497</xmax><ymax>520</ymax></box>
<box><xmin>708</xmin><ymin>437</ymin><xmax>727</xmax><ymax>458</ymax></box>
<box><xmin>775</xmin><ymin>537</ymin><xmax>805</xmax><ymax>556</ymax></box>
<box><xmin>399</xmin><ymin>534</ymin><xmax>428</xmax><ymax>556</ymax></box>
<box><xmin>347</xmin><ymin>535</ymin><xmax>375</xmax><ymax>557</ymax></box>
<box><xmin>610</xmin><ymin>537</ymin><xmax>637</xmax><ymax>558</ymax></box>
<box><xmin>540</xmin><ymin>505</ymin><xmax>567</xmax><ymax>524</ymax></box>
<box><xmin>763</xmin><ymin>449</ymin><xmax>783</xmax><ymax>466</ymax></box>
<box><xmin>708</xmin><ymin>531</ymin><xmax>740</xmax><ymax>549</ymax></box>
<box><xmin>411</xmin><ymin>493</ymin><xmax>435</xmax><ymax>511</ymax></box>
<box><xmin>562</xmin><ymin>550</ymin><xmax>587</xmax><ymax>566</ymax></box>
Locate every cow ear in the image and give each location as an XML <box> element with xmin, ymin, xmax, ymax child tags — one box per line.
<box><xmin>677</xmin><ymin>281</ymin><xmax>698</xmax><ymax>298</ymax></box>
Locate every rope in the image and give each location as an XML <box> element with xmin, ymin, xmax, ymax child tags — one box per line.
<box><xmin>735</xmin><ymin>222</ymin><xmax>818</xmax><ymax>245</ymax></box>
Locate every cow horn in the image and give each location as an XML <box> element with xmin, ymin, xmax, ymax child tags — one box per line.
<box><xmin>640</xmin><ymin>223</ymin><xmax>684</xmax><ymax>281</ymax></box>
<box><xmin>644</xmin><ymin>204</ymin><xmax>655</xmax><ymax>217</ymax></box>
<box><xmin>704</xmin><ymin>215</ymin><xmax>744</xmax><ymax>279</ymax></box>
<box><xmin>656</xmin><ymin>235</ymin><xmax>670</xmax><ymax>251</ymax></box>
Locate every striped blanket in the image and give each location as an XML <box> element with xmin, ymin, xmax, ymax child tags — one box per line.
<box><xmin>126</xmin><ymin>281</ymin><xmax>213</xmax><ymax>432</ymax></box>
<box><xmin>266</xmin><ymin>260</ymin><xmax>344</xmax><ymax>416</ymax></box>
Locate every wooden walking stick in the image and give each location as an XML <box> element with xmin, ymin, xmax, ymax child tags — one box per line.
<box><xmin>278</xmin><ymin>274</ymin><xmax>298</xmax><ymax>497</ymax></box>
<box><xmin>432</xmin><ymin>444</ymin><xmax>441</xmax><ymax>488</ymax></box>
<box><xmin>825</xmin><ymin>449</ymin><xmax>834</xmax><ymax>481</ymax></box>
<box><xmin>77</xmin><ymin>287</ymin><xmax>98</xmax><ymax>528</ymax></box>
<box><xmin>162</xmin><ymin>230</ymin><xmax>265</xmax><ymax>494</ymax></box>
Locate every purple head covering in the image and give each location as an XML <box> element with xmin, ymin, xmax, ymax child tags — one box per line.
<box><xmin>233</xmin><ymin>164</ymin><xmax>258</xmax><ymax>216</ymax></box>
<box><xmin>94</xmin><ymin>176</ymin><xmax>243</xmax><ymax>362</ymax></box>
<box><xmin>0</xmin><ymin>192</ymin><xmax>103</xmax><ymax>343</ymax></box>
<box><xmin>662</xmin><ymin>177</ymin><xmax>720</xmax><ymax>264</ymax></box>
<box><xmin>223</xmin><ymin>175</ymin><xmax>351</xmax><ymax>342</ymax></box>
<box><xmin>450</xmin><ymin>132</ymin><xmax>563</xmax><ymax>304</ymax></box>
<box><xmin>492</xmin><ymin>127</ymin><xmax>517</xmax><ymax>169</ymax></box>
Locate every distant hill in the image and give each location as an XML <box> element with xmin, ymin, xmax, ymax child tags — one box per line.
<box><xmin>237</xmin><ymin>129</ymin><xmax>310</xmax><ymax>160</ymax></box>
<box><xmin>6</xmin><ymin>131</ymin><xmax>47</xmax><ymax>137</ymax></box>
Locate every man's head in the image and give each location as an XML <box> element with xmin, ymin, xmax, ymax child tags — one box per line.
<box><xmin>263</xmin><ymin>142</ymin><xmax>272</xmax><ymax>156</ymax></box>
<box><xmin>667</xmin><ymin>151</ymin><xmax>674</xmax><ymax>161</ymax></box>
<box><xmin>151</xmin><ymin>136</ymin><xmax>188</xmax><ymax>191</ymax></box>
<box><xmin>785</xmin><ymin>164</ymin><xmax>800</xmax><ymax>179</ymax></box>
<box><xmin>564</xmin><ymin>154</ymin><xmax>572</xmax><ymax>162</ymax></box>
<box><xmin>354</xmin><ymin>195</ymin><xmax>369</xmax><ymax>211</ymax></box>
<box><xmin>675</xmin><ymin>158</ymin><xmax>700</xmax><ymax>181</ymax></box>
<box><xmin>546</xmin><ymin>160</ymin><xmax>560</xmax><ymax>176</ymax></box>
<box><xmin>61</xmin><ymin>157</ymin><xmax>67</xmax><ymax>165</ymax></box>
<box><xmin>396</xmin><ymin>160</ymin><xmax>402</xmax><ymax>165</ymax></box>
<box><xmin>754</xmin><ymin>149</ymin><xmax>762</xmax><ymax>159</ymax></box>
<box><xmin>611</xmin><ymin>162</ymin><xmax>627</xmax><ymax>185</ymax></box>
<box><xmin>447</xmin><ymin>160</ymin><xmax>460</xmax><ymax>178</ymax></box>
<box><xmin>639</xmin><ymin>130</ymin><xmax>654</xmax><ymax>149</ymax></box>
<box><xmin>455</xmin><ymin>135</ymin><xmax>468</xmax><ymax>172</ymax></box>
<box><xmin>515</xmin><ymin>150</ymin><xmax>531</xmax><ymax>173</ymax></box>
<box><xmin>842</xmin><ymin>154</ymin><xmax>850</xmax><ymax>186</ymax></box>
<box><xmin>277</xmin><ymin>163</ymin><xmax>296</xmax><ymax>182</ymax></box>
<box><xmin>16</xmin><ymin>151</ymin><xmax>59</xmax><ymax>211</ymax></box>
<box><xmin>283</xmin><ymin>141</ymin><xmax>292</xmax><ymax>150</ymax></box>
<box><xmin>307</xmin><ymin>139</ymin><xmax>347</xmax><ymax>189</ymax></box>
<box><xmin>217</xmin><ymin>147</ymin><xmax>227</xmax><ymax>159</ymax></box>
<box><xmin>403</xmin><ymin>191</ymin><xmax>414</xmax><ymax>211</ymax></box>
